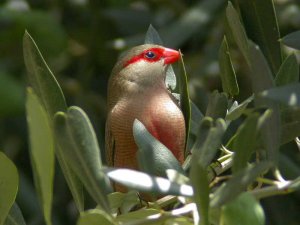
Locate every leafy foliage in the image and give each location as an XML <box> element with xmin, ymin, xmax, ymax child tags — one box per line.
<box><xmin>0</xmin><ymin>0</ymin><xmax>300</xmax><ymax>224</ymax></box>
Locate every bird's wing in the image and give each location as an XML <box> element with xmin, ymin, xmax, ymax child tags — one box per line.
<box><xmin>105</xmin><ymin>115</ymin><xmax>115</xmax><ymax>167</ymax></box>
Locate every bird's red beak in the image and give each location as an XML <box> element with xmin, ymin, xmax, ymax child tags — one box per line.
<box><xmin>163</xmin><ymin>48</ymin><xmax>180</xmax><ymax>65</ymax></box>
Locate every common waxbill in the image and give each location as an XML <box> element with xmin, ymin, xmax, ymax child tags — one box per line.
<box><xmin>106</xmin><ymin>44</ymin><xmax>186</xmax><ymax>190</ymax></box>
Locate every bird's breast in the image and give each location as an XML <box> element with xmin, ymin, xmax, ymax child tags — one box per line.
<box><xmin>110</xmin><ymin>91</ymin><xmax>186</xmax><ymax>170</ymax></box>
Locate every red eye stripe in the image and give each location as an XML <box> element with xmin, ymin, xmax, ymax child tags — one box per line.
<box><xmin>124</xmin><ymin>48</ymin><xmax>164</xmax><ymax>68</ymax></box>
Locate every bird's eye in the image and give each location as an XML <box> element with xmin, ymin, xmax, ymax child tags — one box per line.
<box><xmin>145</xmin><ymin>51</ymin><xmax>156</xmax><ymax>59</ymax></box>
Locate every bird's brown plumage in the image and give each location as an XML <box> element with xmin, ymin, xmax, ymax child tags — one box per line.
<box><xmin>106</xmin><ymin>44</ymin><xmax>185</xmax><ymax>191</ymax></box>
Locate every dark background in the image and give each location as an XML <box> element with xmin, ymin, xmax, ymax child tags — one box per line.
<box><xmin>0</xmin><ymin>0</ymin><xmax>299</xmax><ymax>224</ymax></box>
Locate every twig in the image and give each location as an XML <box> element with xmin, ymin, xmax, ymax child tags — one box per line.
<box><xmin>251</xmin><ymin>177</ymin><xmax>300</xmax><ymax>199</ymax></box>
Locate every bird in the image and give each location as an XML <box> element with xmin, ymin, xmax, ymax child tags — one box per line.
<box><xmin>105</xmin><ymin>44</ymin><xmax>186</xmax><ymax>192</ymax></box>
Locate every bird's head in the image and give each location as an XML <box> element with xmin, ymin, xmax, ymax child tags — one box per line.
<box><xmin>110</xmin><ymin>44</ymin><xmax>180</xmax><ymax>90</ymax></box>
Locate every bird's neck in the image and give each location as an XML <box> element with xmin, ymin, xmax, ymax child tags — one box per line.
<box><xmin>107</xmin><ymin>76</ymin><xmax>168</xmax><ymax>110</ymax></box>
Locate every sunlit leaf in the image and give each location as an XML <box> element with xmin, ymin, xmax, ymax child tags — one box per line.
<box><xmin>166</xmin><ymin>169</ymin><xmax>190</xmax><ymax>185</ymax></box>
<box><xmin>26</xmin><ymin>88</ymin><xmax>54</xmax><ymax>225</ymax></box>
<box><xmin>105</xmin><ymin>168</ymin><xmax>193</xmax><ymax>197</ymax></box>
<box><xmin>221</xmin><ymin>192</ymin><xmax>265</xmax><ymax>225</ymax></box>
<box><xmin>54</xmin><ymin>107</ymin><xmax>111</xmax><ymax>212</ymax></box>
<box><xmin>0</xmin><ymin>152</ymin><xmax>18</xmax><ymax>225</ymax></box>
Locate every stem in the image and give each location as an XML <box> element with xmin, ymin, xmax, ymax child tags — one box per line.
<box><xmin>251</xmin><ymin>177</ymin><xmax>300</xmax><ymax>199</ymax></box>
<box><xmin>208</xmin><ymin>157</ymin><xmax>233</xmax><ymax>182</ymax></box>
<box><xmin>256</xmin><ymin>177</ymin><xmax>278</xmax><ymax>186</ymax></box>
<box><xmin>273</xmin><ymin>168</ymin><xmax>286</xmax><ymax>182</ymax></box>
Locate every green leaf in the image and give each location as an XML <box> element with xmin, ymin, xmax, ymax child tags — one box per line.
<box><xmin>281</xmin><ymin>30</ymin><xmax>300</xmax><ymax>50</ymax></box>
<box><xmin>189</xmin><ymin>101</ymin><xmax>204</xmax><ymax>136</ymax></box>
<box><xmin>225</xmin><ymin>95</ymin><xmax>254</xmax><ymax>121</ymax></box>
<box><xmin>178</xmin><ymin>51</ymin><xmax>191</xmax><ymax>153</ymax></box>
<box><xmin>218</xmin><ymin>36</ymin><xmax>239</xmax><ymax>96</ymax></box>
<box><xmin>191</xmin><ymin>117</ymin><xmax>213</xmax><ymax>154</ymax></box>
<box><xmin>165</xmin><ymin>217</ymin><xmax>194</xmax><ymax>225</ymax></box>
<box><xmin>275</xmin><ymin>54</ymin><xmax>299</xmax><ymax>86</ymax></box>
<box><xmin>249</xmin><ymin>41</ymin><xmax>280</xmax><ymax>166</ymax></box>
<box><xmin>184</xmin><ymin>117</ymin><xmax>213</xmax><ymax>170</ymax></box>
<box><xmin>4</xmin><ymin>203</ymin><xmax>26</xmax><ymax>225</ymax></box>
<box><xmin>166</xmin><ymin>66</ymin><xmax>177</xmax><ymax>91</ymax></box>
<box><xmin>26</xmin><ymin>88</ymin><xmax>54</xmax><ymax>225</ymax></box>
<box><xmin>220</xmin><ymin>192</ymin><xmax>265</xmax><ymax>225</ymax></box>
<box><xmin>190</xmin><ymin>157</ymin><xmax>210</xmax><ymax>225</ymax></box>
<box><xmin>281</xmin><ymin>108</ymin><xmax>300</xmax><ymax>144</ymax></box>
<box><xmin>211</xmin><ymin>162</ymin><xmax>272</xmax><ymax>208</ymax></box>
<box><xmin>105</xmin><ymin>168</ymin><xmax>193</xmax><ymax>197</ymax></box>
<box><xmin>167</xmin><ymin>169</ymin><xmax>190</xmax><ymax>185</ymax></box>
<box><xmin>258</xmin><ymin>83</ymin><xmax>300</xmax><ymax>107</ymax></box>
<box><xmin>248</xmin><ymin>41</ymin><xmax>275</xmax><ymax>94</ymax></box>
<box><xmin>55</xmin><ymin>150</ymin><xmax>84</xmax><ymax>212</ymax></box>
<box><xmin>232</xmin><ymin>114</ymin><xmax>259</xmax><ymax>174</ymax></box>
<box><xmin>133</xmin><ymin>119</ymin><xmax>184</xmax><ymax>177</ymax></box>
<box><xmin>23</xmin><ymin>31</ymin><xmax>84</xmax><ymax>211</ymax></box>
<box><xmin>144</xmin><ymin>24</ymin><xmax>163</xmax><ymax>45</ymax></box>
<box><xmin>144</xmin><ymin>25</ymin><xmax>176</xmax><ymax>91</ymax></box>
<box><xmin>116</xmin><ymin>209</ymin><xmax>160</xmax><ymax>224</ymax></box>
<box><xmin>77</xmin><ymin>209</ymin><xmax>116</xmax><ymax>225</ymax></box>
<box><xmin>225</xmin><ymin>2</ymin><xmax>250</xmax><ymax>65</ymax></box>
<box><xmin>23</xmin><ymin>31</ymin><xmax>67</xmax><ymax>118</ymax></box>
<box><xmin>237</xmin><ymin>0</ymin><xmax>282</xmax><ymax>74</ymax></box>
<box><xmin>54</xmin><ymin>107</ymin><xmax>111</xmax><ymax>212</ymax></box>
<box><xmin>0</xmin><ymin>152</ymin><xmax>18</xmax><ymax>225</ymax></box>
<box><xmin>281</xmin><ymin>121</ymin><xmax>300</xmax><ymax>145</ymax></box>
<box><xmin>192</xmin><ymin>118</ymin><xmax>226</xmax><ymax>168</ymax></box>
<box><xmin>108</xmin><ymin>192</ymin><xmax>126</xmax><ymax>214</ymax></box>
<box><xmin>205</xmin><ymin>91</ymin><xmax>228</xmax><ymax>120</ymax></box>
<box><xmin>108</xmin><ymin>191</ymin><xmax>139</xmax><ymax>214</ymax></box>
